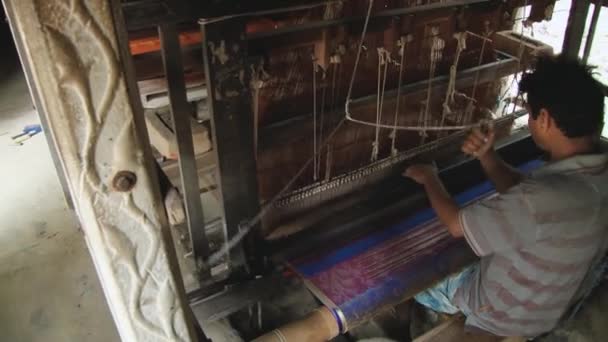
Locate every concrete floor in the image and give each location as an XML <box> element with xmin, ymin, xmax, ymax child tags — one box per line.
<box><xmin>0</xmin><ymin>57</ymin><xmax>120</xmax><ymax>341</ymax></box>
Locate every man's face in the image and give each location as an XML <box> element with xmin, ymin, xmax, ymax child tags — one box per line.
<box><xmin>527</xmin><ymin>105</ymin><xmax>547</xmax><ymax>151</ymax></box>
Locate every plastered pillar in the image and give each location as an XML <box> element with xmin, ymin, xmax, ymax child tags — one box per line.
<box><xmin>2</xmin><ymin>0</ymin><xmax>197</xmax><ymax>340</ymax></box>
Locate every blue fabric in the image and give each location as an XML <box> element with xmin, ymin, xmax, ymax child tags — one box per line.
<box><xmin>296</xmin><ymin>182</ymin><xmax>491</xmax><ymax>277</ymax></box>
<box><xmin>414</xmin><ymin>264</ymin><xmax>479</xmax><ymax>314</ymax></box>
<box><xmin>296</xmin><ymin>159</ymin><xmax>544</xmax><ymax>278</ymax></box>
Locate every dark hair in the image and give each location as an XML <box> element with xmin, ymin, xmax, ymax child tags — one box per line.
<box><xmin>519</xmin><ymin>55</ymin><xmax>605</xmax><ymax>138</ymax></box>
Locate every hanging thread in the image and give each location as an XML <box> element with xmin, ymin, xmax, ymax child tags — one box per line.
<box><xmin>463</xmin><ymin>30</ymin><xmax>491</xmax><ymax>125</ymax></box>
<box><xmin>250</xmin><ymin>62</ymin><xmax>268</xmax><ymax>159</ymax></box>
<box><xmin>419</xmin><ymin>26</ymin><xmax>445</xmax><ymax>143</ymax></box>
<box><xmin>390</xmin><ymin>34</ymin><xmax>412</xmax><ymax>156</ymax></box>
<box><xmin>312</xmin><ymin>53</ymin><xmax>319</xmax><ymax>180</ymax></box>
<box><xmin>371</xmin><ymin>47</ymin><xmax>391</xmax><ymax>162</ymax></box>
<box><xmin>318</xmin><ymin>66</ymin><xmax>328</xmax><ymax>174</ymax></box>
<box><xmin>441</xmin><ymin>31</ymin><xmax>467</xmax><ymax>126</ymax></box>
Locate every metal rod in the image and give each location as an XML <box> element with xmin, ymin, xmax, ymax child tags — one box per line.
<box><xmin>158</xmin><ymin>24</ymin><xmax>211</xmax><ymax>268</ymax></box>
<box><xmin>246</xmin><ymin>0</ymin><xmax>490</xmax><ymax>40</ymax></box>
<box><xmin>465</xmin><ymin>30</ymin><xmax>493</xmax><ymax>42</ymax></box>
<box><xmin>562</xmin><ymin>0</ymin><xmax>591</xmax><ymax>59</ymax></box>
<box><xmin>198</xmin><ymin>0</ymin><xmax>341</xmax><ymax>26</ymax></box>
<box><xmin>582</xmin><ymin>0</ymin><xmax>602</xmax><ymax>63</ymax></box>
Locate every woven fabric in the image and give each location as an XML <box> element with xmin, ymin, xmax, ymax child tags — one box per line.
<box><xmin>289</xmin><ymin>182</ymin><xmax>493</xmax><ymax>328</ymax></box>
<box><xmin>289</xmin><ymin>160</ymin><xmax>543</xmax><ymax>329</ymax></box>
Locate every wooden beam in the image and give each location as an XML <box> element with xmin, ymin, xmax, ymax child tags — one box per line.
<box><xmin>202</xmin><ymin>19</ymin><xmax>262</xmax><ymax>270</ymax></box>
<box><xmin>129</xmin><ymin>28</ymin><xmax>203</xmax><ymax>55</ymax></box>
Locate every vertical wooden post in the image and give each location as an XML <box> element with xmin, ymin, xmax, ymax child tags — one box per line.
<box><xmin>158</xmin><ymin>23</ymin><xmax>211</xmax><ymax>273</ymax></box>
<box><xmin>201</xmin><ymin>19</ymin><xmax>262</xmax><ymax>270</ymax></box>
<box><xmin>562</xmin><ymin>0</ymin><xmax>590</xmax><ymax>59</ymax></box>
<box><xmin>2</xmin><ymin>0</ymin><xmax>198</xmax><ymax>340</ymax></box>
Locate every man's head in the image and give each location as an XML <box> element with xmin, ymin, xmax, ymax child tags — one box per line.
<box><xmin>519</xmin><ymin>55</ymin><xmax>605</xmax><ymax>152</ymax></box>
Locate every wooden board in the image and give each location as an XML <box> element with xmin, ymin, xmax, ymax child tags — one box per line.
<box><xmin>414</xmin><ymin>315</ymin><xmax>525</xmax><ymax>342</ymax></box>
<box><xmin>138</xmin><ymin>72</ymin><xmax>207</xmax><ymax>109</ymax></box>
<box><xmin>129</xmin><ymin>28</ymin><xmax>203</xmax><ymax>56</ymax></box>
<box><xmin>145</xmin><ymin>110</ymin><xmax>212</xmax><ymax>159</ymax></box>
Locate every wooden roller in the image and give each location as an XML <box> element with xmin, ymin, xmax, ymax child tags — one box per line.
<box><xmin>253</xmin><ymin>307</ymin><xmax>340</xmax><ymax>342</ymax></box>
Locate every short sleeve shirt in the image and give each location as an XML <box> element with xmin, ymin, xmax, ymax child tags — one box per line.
<box><xmin>453</xmin><ymin>152</ymin><xmax>608</xmax><ymax>337</ymax></box>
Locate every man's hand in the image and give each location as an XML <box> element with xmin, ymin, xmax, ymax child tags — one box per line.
<box><xmin>462</xmin><ymin>126</ymin><xmax>523</xmax><ymax>193</ymax></box>
<box><xmin>461</xmin><ymin>127</ymin><xmax>495</xmax><ymax>159</ymax></box>
<box><xmin>403</xmin><ymin>164</ymin><xmax>438</xmax><ymax>185</ymax></box>
<box><xmin>403</xmin><ymin>163</ymin><xmax>464</xmax><ymax>237</ymax></box>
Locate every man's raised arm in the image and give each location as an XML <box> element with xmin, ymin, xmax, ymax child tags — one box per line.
<box><xmin>462</xmin><ymin>128</ymin><xmax>523</xmax><ymax>193</ymax></box>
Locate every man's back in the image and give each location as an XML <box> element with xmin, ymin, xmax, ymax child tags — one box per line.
<box><xmin>454</xmin><ymin>152</ymin><xmax>608</xmax><ymax>337</ymax></box>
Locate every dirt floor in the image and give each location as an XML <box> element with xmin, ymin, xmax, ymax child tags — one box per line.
<box><xmin>0</xmin><ymin>42</ymin><xmax>120</xmax><ymax>341</ymax></box>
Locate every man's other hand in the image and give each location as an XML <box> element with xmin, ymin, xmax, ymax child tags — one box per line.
<box><xmin>462</xmin><ymin>127</ymin><xmax>495</xmax><ymax>159</ymax></box>
<box><xmin>403</xmin><ymin>164</ymin><xmax>438</xmax><ymax>185</ymax></box>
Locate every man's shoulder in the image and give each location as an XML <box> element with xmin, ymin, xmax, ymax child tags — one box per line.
<box><xmin>515</xmin><ymin>173</ymin><xmax>601</xmax><ymax>228</ymax></box>
<box><xmin>520</xmin><ymin>172</ymin><xmax>594</xmax><ymax>200</ymax></box>
<box><xmin>487</xmin><ymin>174</ymin><xmax>597</xmax><ymax>223</ymax></box>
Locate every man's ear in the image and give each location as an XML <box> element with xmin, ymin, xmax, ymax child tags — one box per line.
<box><xmin>538</xmin><ymin>108</ymin><xmax>551</xmax><ymax>132</ymax></box>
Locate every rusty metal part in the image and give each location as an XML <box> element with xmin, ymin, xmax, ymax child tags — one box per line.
<box><xmin>112</xmin><ymin>171</ymin><xmax>138</xmax><ymax>192</ymax></box>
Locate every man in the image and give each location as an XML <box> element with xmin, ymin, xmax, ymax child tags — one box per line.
<box><xmin>405</xmin><ymin>55</ymin><xmax>608</xmax><ymax>337</ymax></box>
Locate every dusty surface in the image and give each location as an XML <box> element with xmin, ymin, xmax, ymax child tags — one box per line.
<box><xmin>0</xmin><ymin>51</ymin><xmax>119</xmax><ymax>341</ymax></box>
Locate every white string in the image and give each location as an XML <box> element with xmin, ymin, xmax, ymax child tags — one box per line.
<box><xmin>207</xmin><ymin>119</ymin><xmax>346</xmax><ymax>265</ymax></box>
<box><xmin>390</xmin><ymin>35</ymin><xmax>411</xmax><ymax>156</ymax></box>
<box><xmin>347</xmin><ymin>116</ymin><xmax>475</xmax><ymax>131</ymax></box>
<box><xmin>325</xmin><ymin>144</ymin><xmax>333</xmax><ymax>181</ymax></box>
<box><xmin>344</xmin><ymin>0</ymin><xmax>375</xmax><ymax>119</ymax></box>
<box><xmin>318</xmin><ymin>67</ymin><xmax>327</xmax><ymax>174</ymax></box>
<box><xmin>441</xmin><ymin>32</ymin><xmax>467</xmax><ymax>126</ymax></box>
<box><xmin>312</xmin><ymin>54</ymin><xmax>319</xmax><ymax>181</ymax></box>
<box><xmin>419</xmin><ymin>27</ymin><xmax>445</xmax><ymax>141</ymax></box>
<box><xmin>372</xmin><ymin>49</ymin><xmax>382</xmax><ymax>161</ymax></box>
<box><xmin>343</xmin><ymin>2</ymin><xmax>510</xmax><ymax>133</ymax></box>
<box><xmin>371</xmin><ymin>48</ymin><xmax>390</xmax><ymax>161</ymax></box>
<box><xmin>206</xmin><ymin>0</ymin><xmax>368</xmax><ymax>266</ymax></box>
<box><xmin>252</xmin><ymin>68</ymin><xmax>260</xmax><ymax>159</ymax></box>
<box><xmin>510</xmin><ymin>1</ymin><xmax>531</xmax><ymax>117</ymax></box>
<box><xmin>334</xmin><ymin>45</ymin><xmax>346</xmax><ymax>113</ymax></box>
<box><xmin>250</xmin><ymin>63</ymin><xmax>267</xmax><ymax>159</ymax></box>
<box><xmin>497</xmin><ymin>0</ymin><xmax>530</xmax><ymax>114</ymax></box>
<box><xmin>463</xmin><ymin>32</ymin><xmax>488</xmax><ymax>125</ymax></box>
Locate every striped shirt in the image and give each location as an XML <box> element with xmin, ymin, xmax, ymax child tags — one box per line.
<box><xmin>453</xmin><ymin>151</ymin><xmax>608</xmax><ymax>337</ymax></box>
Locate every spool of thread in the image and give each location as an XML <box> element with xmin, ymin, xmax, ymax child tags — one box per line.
<box><xmin>252</xmin><ymin>306</ymin><xmax>340</xmax><ymax>342</ymax></box>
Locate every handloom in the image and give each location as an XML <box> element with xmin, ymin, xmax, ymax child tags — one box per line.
<box><xmin>288</xmin><ymin>159</ymin><xmax>543</xmax><ymax>332</ymax></box>
<box><xmin>178</xmin><ymin>0</ymin><xmax>558</xmax><ymax>337</ymax></box>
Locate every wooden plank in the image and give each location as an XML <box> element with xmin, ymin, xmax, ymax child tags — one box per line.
<box><xmin>202</xmin><ymin>19</ymin><xmax>262</xmax><ymax>269</ymax></box>
<box><xmin>129</xmin><ymin>28</ymin><xmax>203</xmax><ymax>55</ymax></box>
<box><xmin>161</xmin><ymin>152</ymin><xmax>217</xmax><ymax>194</ymax></box>
<box><xmin>493</xmin><ymin>31</ymin><xmax>554</xmax><ymax>70</ymax></box>
<box><xmin>138</xmin><ymin>71</ymin><xmax>207</xmax><ymax>109</ymax></box>
<box><xmin>159</xmin><ymin>23</ymin><xmax>211</xmax><ymax>266</ymax></box>
<box><xmin>145</xmin><ymin>111</ymin><xmax>211</xmax><ymax>159</ymax></box>
<box><xmin>414</xmin><ymin>315</ymin><xmax>525</xmax><ymax>342</ymax></box>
